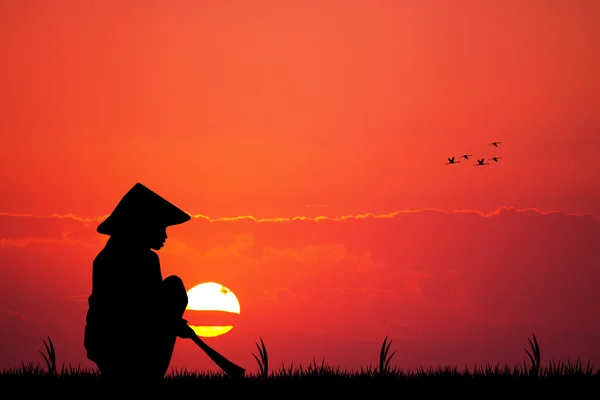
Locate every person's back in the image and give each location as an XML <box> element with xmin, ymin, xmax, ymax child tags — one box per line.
<box><xmin>85</xmin><ymin>238</ymin><xmax>164</xmax><ymax>377</ymax></box>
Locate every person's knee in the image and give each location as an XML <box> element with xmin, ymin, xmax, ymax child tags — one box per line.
<box><xmin>162</xmin><ymin>275</ymin><xmax>188</xmax><ymax>311</ymax></box>
<box><xmin>163</xmin><ymin>275</ymin><xmax>184</xmax><ymax>288</ymax></box>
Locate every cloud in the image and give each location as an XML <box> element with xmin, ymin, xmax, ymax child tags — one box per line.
<box><xmin>0</xmin><ymin>212</ymin><xmax>106</xmax><ymax>248</ymax></box>
<box><xmin>0</xmin><ymin>308</ymin><xmax>29</xmax><ymax>324</ymax></box>
<box><xmin>259</xmin><ymin>288</ymin><xmax>302</xmax><ymax>303</ymax></box>
<box><xmin>1</xmin><ymin>205</ymin><xmax>594</xmax><ymax>226</ymax></box>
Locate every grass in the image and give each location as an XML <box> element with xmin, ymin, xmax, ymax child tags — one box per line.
<box><xmin>379</xmin><ymin>335</ymin><xmax>396</xmax><ymax>375</ymax></box>
<box><xmin>1</xmin><ymin>332</ymin><xmax>598</xmax><ymax>392</ymax></box>
<box><xmin>251</xmin><ymin>337</ymin><xmax>268</xmax><ymax>378</ymax></box>
<box><xmin>39</xmin><ymin>336</ymin><xmax>57</xmax><ymax>375</ymax></box>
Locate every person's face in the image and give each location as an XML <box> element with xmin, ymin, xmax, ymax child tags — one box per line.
<box><xmin>146</xmin><ymin>225</ymin><xmax>168</xmax><ymax>250</ymax></box>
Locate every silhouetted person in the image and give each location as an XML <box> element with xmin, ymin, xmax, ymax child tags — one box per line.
<box><xmin>84</xmin><ymin>183</ymin><xmax>195</xmax><ymax>382</ymax></box>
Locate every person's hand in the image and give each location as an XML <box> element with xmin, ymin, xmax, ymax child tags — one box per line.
<box><xmin>177</xmin><ymin>323</ymin><xmax>197</xmax><ymax>339</ymax></box>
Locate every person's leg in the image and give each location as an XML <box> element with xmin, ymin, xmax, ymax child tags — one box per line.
<box><xmin>97</xmin><ymin>347</ymin><xmax>167</xmax><ymax>384</ymax></box>
<box><xmin>96</xmin><ymin>359</ymin><xmax>132</xmax><ymax>382</ymax></box>
<box><xmin>154</xmin><ymin>275</ymin><xmax>189</xmax><ymax>378</ymax></box>
<box><xmin>96</xmin><ymin>277</ymin><xmax>188</xmax><ymax>382</ymax></box>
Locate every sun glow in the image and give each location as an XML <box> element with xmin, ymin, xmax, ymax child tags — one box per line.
<box><xmin>190</xmin><ymin>326</ymin><xmax>234</xmax><ymax>338</ymax></box>
<box><xmin>186</xmin><ymin>282</ymin><xmax>240</xmax><ymax>338</ymax></box>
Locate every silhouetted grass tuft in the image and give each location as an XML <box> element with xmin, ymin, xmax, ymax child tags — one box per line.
<box><xmin>39</xmin><ymin>336</ymin><xmax>57</xmax><ymax>375</ymax></box>
<box><xmin>525</xmin><ymin>332</ymin><xmax>541</xmax><ymax>377</ymax></box>
<box><xmin>379</xmin><ymin>336</ymin><xmax>396</xmax><ymax>376</ymax></box>
<box><xmin>252</xmin><ymin>337</ymin><xmax>268</xmax><ymax>378</ymax></box>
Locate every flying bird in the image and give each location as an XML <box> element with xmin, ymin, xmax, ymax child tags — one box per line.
<box><xmin>489</xmin><ymin>157</ymin><xmax>503</xmax><ymax>162</ymax></box>
<box><xmin>475</xmin><ymin>158</ymin><xmax>489</xmax><ymax>166</ymax></box>
<box><xmin>488</xmin><ymin>141</ymin><xmax>503</xmax><ymax>147</ymax></box>
<box><xmin>446</xmin><ymin>156</ymin><xmax>460</xmax><ymax>165</ymax></box>
<box><xmin>461</xmin><ymin>154</ymin><xmax>473</xmax><ymax>160</ymax></box>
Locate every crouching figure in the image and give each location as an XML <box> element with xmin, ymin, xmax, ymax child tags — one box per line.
<box><xmin>84</xmin><ymin>183</ymin><xmax>195</xmax><ymax>382</ymax></box>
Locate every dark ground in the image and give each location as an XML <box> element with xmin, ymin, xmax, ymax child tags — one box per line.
<box><xmin>2</xmin><ymin>370</ymin><xmax>598</xmax><ymax>396</ymax></box>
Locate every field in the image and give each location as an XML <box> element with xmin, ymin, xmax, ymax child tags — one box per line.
<box><xmin>1</xmin><ymin>334</ymin><xmax>598</xmax><ymax>394</ymax></box>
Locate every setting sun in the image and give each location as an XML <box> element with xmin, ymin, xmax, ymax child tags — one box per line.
<box><xmin>185</xmin><ymin>282</ymin><xmax>241</xmax><ymax>338</ymax></box>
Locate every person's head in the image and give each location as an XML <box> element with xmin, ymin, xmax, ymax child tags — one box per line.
<box><xmin>97</xmin><ymin>183</ymin><xmax>191</xmax><ymax>249</ymax></box>
<box><xmin>110</xmin><ymin>222</ymin><xmax>168</xmax><ymax>250</ymax></box>
<box><xmin>143</xmin><ymin>224</ymin><xmax>168</xmax><ymax>251</ymax></box>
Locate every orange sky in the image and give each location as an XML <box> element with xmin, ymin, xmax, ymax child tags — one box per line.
<box><xmin>1</xmin><ymin>0</ymin><xmax>599</xmax><ymax>373</ymax></box>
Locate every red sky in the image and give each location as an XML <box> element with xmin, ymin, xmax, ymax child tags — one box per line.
<box><xmin>1</xmin><ymin>0</ymin><xmax>599</xmax><ymax>373</ymax></box>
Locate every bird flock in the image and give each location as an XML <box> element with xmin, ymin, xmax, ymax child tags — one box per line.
<box><xmin>445</xmin><ymin>141</ymin><xmax>503</xmax><ymax>167</ymax></box>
